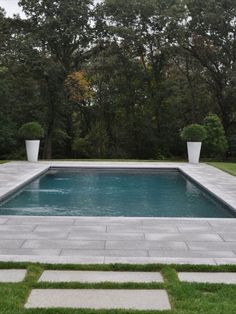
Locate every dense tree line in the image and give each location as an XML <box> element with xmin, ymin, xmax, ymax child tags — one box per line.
<box><xmin>0</xmin><ymin>0</ymin><xmax>235</xmax><ymax>160</ymax></box>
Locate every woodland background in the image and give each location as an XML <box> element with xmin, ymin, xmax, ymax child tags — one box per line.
<box><xmin>0</xmin><ymin>0</ymin><xmax>236</xmax><ymax>160</ymax></box>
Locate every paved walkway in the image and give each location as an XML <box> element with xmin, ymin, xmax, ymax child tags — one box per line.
<box><xmin>3</xmin><ymin>268</ymin><xmax>236</xmax><ymax>310</ymax></box>
<box><xmin>0</xmin><ymin>161</ymin><xmax>235</xmax><ymax>265</ymax></box>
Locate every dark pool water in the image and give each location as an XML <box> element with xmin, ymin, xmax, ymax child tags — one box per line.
<box><xmin>0</xmin><ymin>168</ymin><xmax>234</xmax><ymax>217</ymax></box>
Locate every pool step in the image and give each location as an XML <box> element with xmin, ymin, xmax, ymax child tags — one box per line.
<box><xmin>39</xmin><ymin>270</ymin><xmax>164</xmax><ymax>283</ymax></box>
<box><xmin>25</xmin><ymin>289</ymin><xmax>171</xmax><ymax>310</ymax></box>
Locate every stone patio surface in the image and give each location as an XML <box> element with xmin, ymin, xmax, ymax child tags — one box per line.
<box><xmin>0</xmin><ymin>161</ymin><xmax>235</xmax><ymax>265</ymax></box>
<box><xmin>25</xmin><ymin>289</ymin><xmax>171</xmax><ymax>310</ymax></box>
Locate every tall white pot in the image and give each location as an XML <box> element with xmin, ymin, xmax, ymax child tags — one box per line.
<box><xmin>25</xmin><ymin>140</ymin><xmax>40</xmax><ymax>162</ymax></box>
<box><xmin>187</xmin><ymin>142</ymin><xmax>202</xmax><ymax>164</ymax></box>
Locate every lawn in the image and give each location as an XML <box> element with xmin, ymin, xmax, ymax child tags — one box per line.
<box><xmin>208</xmin><ymin>162</ymin><xmax>236</xmax><ymax>176</ymax></box>
<box><xmin>0</xmin><ymin>262</ymin><xmax>236</xmax><ymax>314</ymax></box>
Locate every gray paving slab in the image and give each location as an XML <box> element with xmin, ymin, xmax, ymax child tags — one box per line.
<box><xmin>69</xmin><ymin>232</ymin><xmax>145</xmax><ymax>241</ymax></box>
<box><xmin>178</xmin><ymin>272</ymin><xmax>236</xmax><ymax>284</ymax></box>
<box><xmin>187</xmin><ymin>241</ymin><xmax>236</xmax><ymax>251</ymax></box>
<box><xmin>0</xmin><ymin>269</ymin><xmax>26</xmax><ymax>282</ymax></box>
<box><xmin>142</xmin><ymin>219</ymin><xmax>211</xmax><ymax>227</ymax></box>
<box><xmin>0</xmin><ymin>249</ymin><xmax>60</xmax><ymax>256</ymax></box>
<box><xmin>215</xmin><ymin>258</ymin><xmax>236</xmax><ymax>265</ymax></box>
<box><xmin>104</xmin><ymin>257</ymin><xmax>216</xmax><ymax>265</ymax></box>
<box><xmin>107</xmin><ymin>225</ymin><xmax>179</xmax><ymax>233</ymax></box>
<box><xmin>149</xmin><ymin>250</ymin><xmax>235</xmax><ymax>258</ymax></box>
<box><xmin>39</xmin><ymin>270</ymin><xmax>164</xmax><ymax>283</ymax></box>
<box><xmin>75</xmin><ymin>219</ymin><xmax>142</xmax><ymax>226</ymax></box>
<box><xmin>106</xmin><ymin>240</ymin><xmax>188</xmax><ymax>250</ymax></box>
<box><xmin>0</xmin><ymin>240</ymin><xmax>24</xmax><ymax>249</ymax></box>
<box><xmin>218</xmin><ymin>233</ymin><xmax>236</xmax><ymax>241</ymax></box>
<box><xmin>178</xmin><ymin>226</ymin><xmax>236</xmax><ymax>233</ymax></box>
<box><xmin>0</xmin><ymin>218</ymin><xmax>8</xmax><ymax>224</ymax></box>
<box><xmin>61</xmin><ymin>249</ymin><xmax>148</xmax><ymax>257</ymax></box>
<box><xmin>209</xmin><ymin>221</ymin><xmax>236</xmax><ymax>227</ymax></box>
<box><xmin>0</xmin><ymin>255</ymin><xmax>105</xmax><ymax>264</ymax></box>
<box><xmin>6</xmin><ymin>217</ymin><xmax>75</xmax><ymax>225</ymax></box>
<box><xmin>145</xmin><ymin>233</ymin><xmax>222</xmax><ymax>242</ymax></box>
<box><xmin>35</xmin><ymin>225</ymin><xmax>107</xmax><ymax>232</ymax></box>
<box><xmin>22</xmin><ymin>240</ymin><xmax>105</xmax><ymax>250</ymax></box>
<box><xmin>25</xmin><ymin>289</ymin><xmax>171</xmax><ymax>310</ymax></box>
<box><xmin>0</xmin><ymin>231</ymin><xmax>69</xmax><ymax>240</ymax></box>
<box><xmin>0</xmin><ymin>225</ymin><xmax>35</xmax><ymax>232</ymax></box>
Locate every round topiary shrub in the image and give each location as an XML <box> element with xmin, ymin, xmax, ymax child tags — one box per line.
<box><xmin>181</xmin><ymin>124</ymin><xmax>207</xmax><ymax>142</ymax></box>
<box><xmin>19</xmin><ymin>122</ymin><xmax>44</xmax><ymax>140</ymax></box>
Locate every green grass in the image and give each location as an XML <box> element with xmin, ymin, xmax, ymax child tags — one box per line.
<box><xmin>0</xmin><ymin>262</ymin><xmax>236</xmax><ymax>313</ymax></box>
<box><xmin>0</xmin><ymin>160</ymin><xmax>8</xmax><ymax>164</ymax></box>
<box><xmin>208</xmin><ymin>162</ymin><xmax>236</xmax><ymax>176</ymax></box>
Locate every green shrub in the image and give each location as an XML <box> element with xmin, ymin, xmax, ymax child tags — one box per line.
<box><xmin>180</xmin><ymin>124</ymin><xmax>207</xmax><ymax>142</ymax></box>
<box><xmin>18</xmin><ymin>122</ymin><xmax>44</xmax><ymax>140</ymax></box>
<box><xmin>203</xmin><ymin>113</ymin><xmax>228</xmax><ymax>157</ymax></box>
<box><xmin>0</xmin><ymin>113</ymin><xmax>17</xmax><ymax>157</ymax></box>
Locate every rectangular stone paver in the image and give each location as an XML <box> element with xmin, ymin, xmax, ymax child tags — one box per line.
<box><xmin>39</xmin><ymin>271</ymin><xmax>164</xmax><ymax>283</ymax></box>
<box><xmin>25</xmin><ymin>289</ymin><xmax>171</xmax><ymax>310</ymax></box>
<box><xmin>178</xmin><ymin>272</ymin><xmax>236</xmax><ymax>284</ymax></box>
<box><xmin>0</xmin><ymin>269</ymin><xmax>26</xmax><ymax>282</ymax></box>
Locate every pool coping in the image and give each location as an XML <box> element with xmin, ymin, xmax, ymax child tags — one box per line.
<box><xmin>0</xmin><ymin>161</ymin><xmax>236</xmax><ymax>214</ymax></box>
<box><xmin>0</xmin><ymin>161</ymin><xmax>236</xmax><ymax>265</ymax></box>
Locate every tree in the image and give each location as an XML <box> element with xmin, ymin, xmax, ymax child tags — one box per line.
<box><xmin>17</xmin><ymin>0</ymin><xmax>95</xmax><ymax>158</ymax></box>
<box><xmin>180</xmin><ymin>0</ymin><xmax>236</xmax><ymax>136</ymax></box>
<box><xmin>203</xmin><ymin>113</ymin><xmax>228</xmax><ymax>158</ymax></box>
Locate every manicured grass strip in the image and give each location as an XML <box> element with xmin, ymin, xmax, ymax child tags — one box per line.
<box><xmin>1</xmin><ymin>261</ymin><xmax>236</xmax><ymax>272</ymax></box>
<box><xmin>0</xmin><ymin>263</ymin><xmax>236</xmax><ymax>314</ymax></box>
<box><xmin>208</xmin><ymin>162</ymin><xmax>236</xmax><ymax>176</ymax></box>
<box><xmin>34</xmin><ymin>282</ymin><xmax>165</xmax><ymax>290</ymax></box>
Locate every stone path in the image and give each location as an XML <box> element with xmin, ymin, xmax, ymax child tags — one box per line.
<box><xmin>39</xmin><ymin>270</ymin><xmax>164</xmax><ymax>283</ymax></box>
<box><xmin>178</xmin><ymin>272</ymin><xmax>236</xmax><ymax>284</ymax></box>
<box><xmin>25</xmin><ymin>270</ymin><xmax>236</xmax><ymax>310</ymax></box>
<box><xmin>1</xmin><ymin>268</ymin><xmax>236</xmax><ymax>310</ymax></box>
<box><xmin>0</xmin><ymin>269</ymin><xmax>26</xmax><ymax>282</ymax></box>
<box><xmin>25</xmin><ymin>289</ymin><xmax>171</xmax><ymax>310</ymax></box>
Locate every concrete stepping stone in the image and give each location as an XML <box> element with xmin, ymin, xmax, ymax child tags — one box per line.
<box><xmin>39</xmin><ymin>270</ymin><xmax>164</xmax><ymax>283</ymax></box>
<box><xmin>25</xmin><ymin>289</ymin><xmax>171</xmax><ymax>310</ymax></box>
<box><xmin>178</xmin><ymin>272</ymin><xmax>236</xmax><ymax>284</ymax></box>
<box><xmin>0</xmin><ymin>269</ymin><xmax>26</xmax><ymax>282</ymax></box>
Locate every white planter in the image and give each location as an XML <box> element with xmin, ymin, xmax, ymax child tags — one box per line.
<box><xmin>25</xmin><ymin>140</ymin><xmax>40</xmax><ymax>162</ymax></box>
<box><xmin>187</xmin><ymin>142</ymin><xmax>202</xmax><ymax>164</ymax></box>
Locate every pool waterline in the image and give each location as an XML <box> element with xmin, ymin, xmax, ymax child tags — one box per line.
<box><xmin>0</xmin><ymin>167</ymin><xmax>234</xmax><ymax>218</ymax></box>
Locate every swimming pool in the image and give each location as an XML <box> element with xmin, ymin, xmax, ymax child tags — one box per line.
<box><xmin>0</xmin><ymin>168</ymin><xmax>234</xmax><ymax>218</ymax></box>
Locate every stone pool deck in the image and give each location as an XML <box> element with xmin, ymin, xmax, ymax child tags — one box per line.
<box><xmin>0</xmin><ymin>161</ymin><xmax>235</xmax><ymax>265</ymax></box>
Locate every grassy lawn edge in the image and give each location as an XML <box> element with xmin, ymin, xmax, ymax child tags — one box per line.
<box><xmin>208</xmin><ymin>162</ymin><xmax>236</xmax><ymax>176</ymax></box>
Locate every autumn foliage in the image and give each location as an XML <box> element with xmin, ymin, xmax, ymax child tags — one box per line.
<box><xmin>65</xmin><ymin>71</ymin><xmax>93</xmax><ymax>103</ymax></box>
